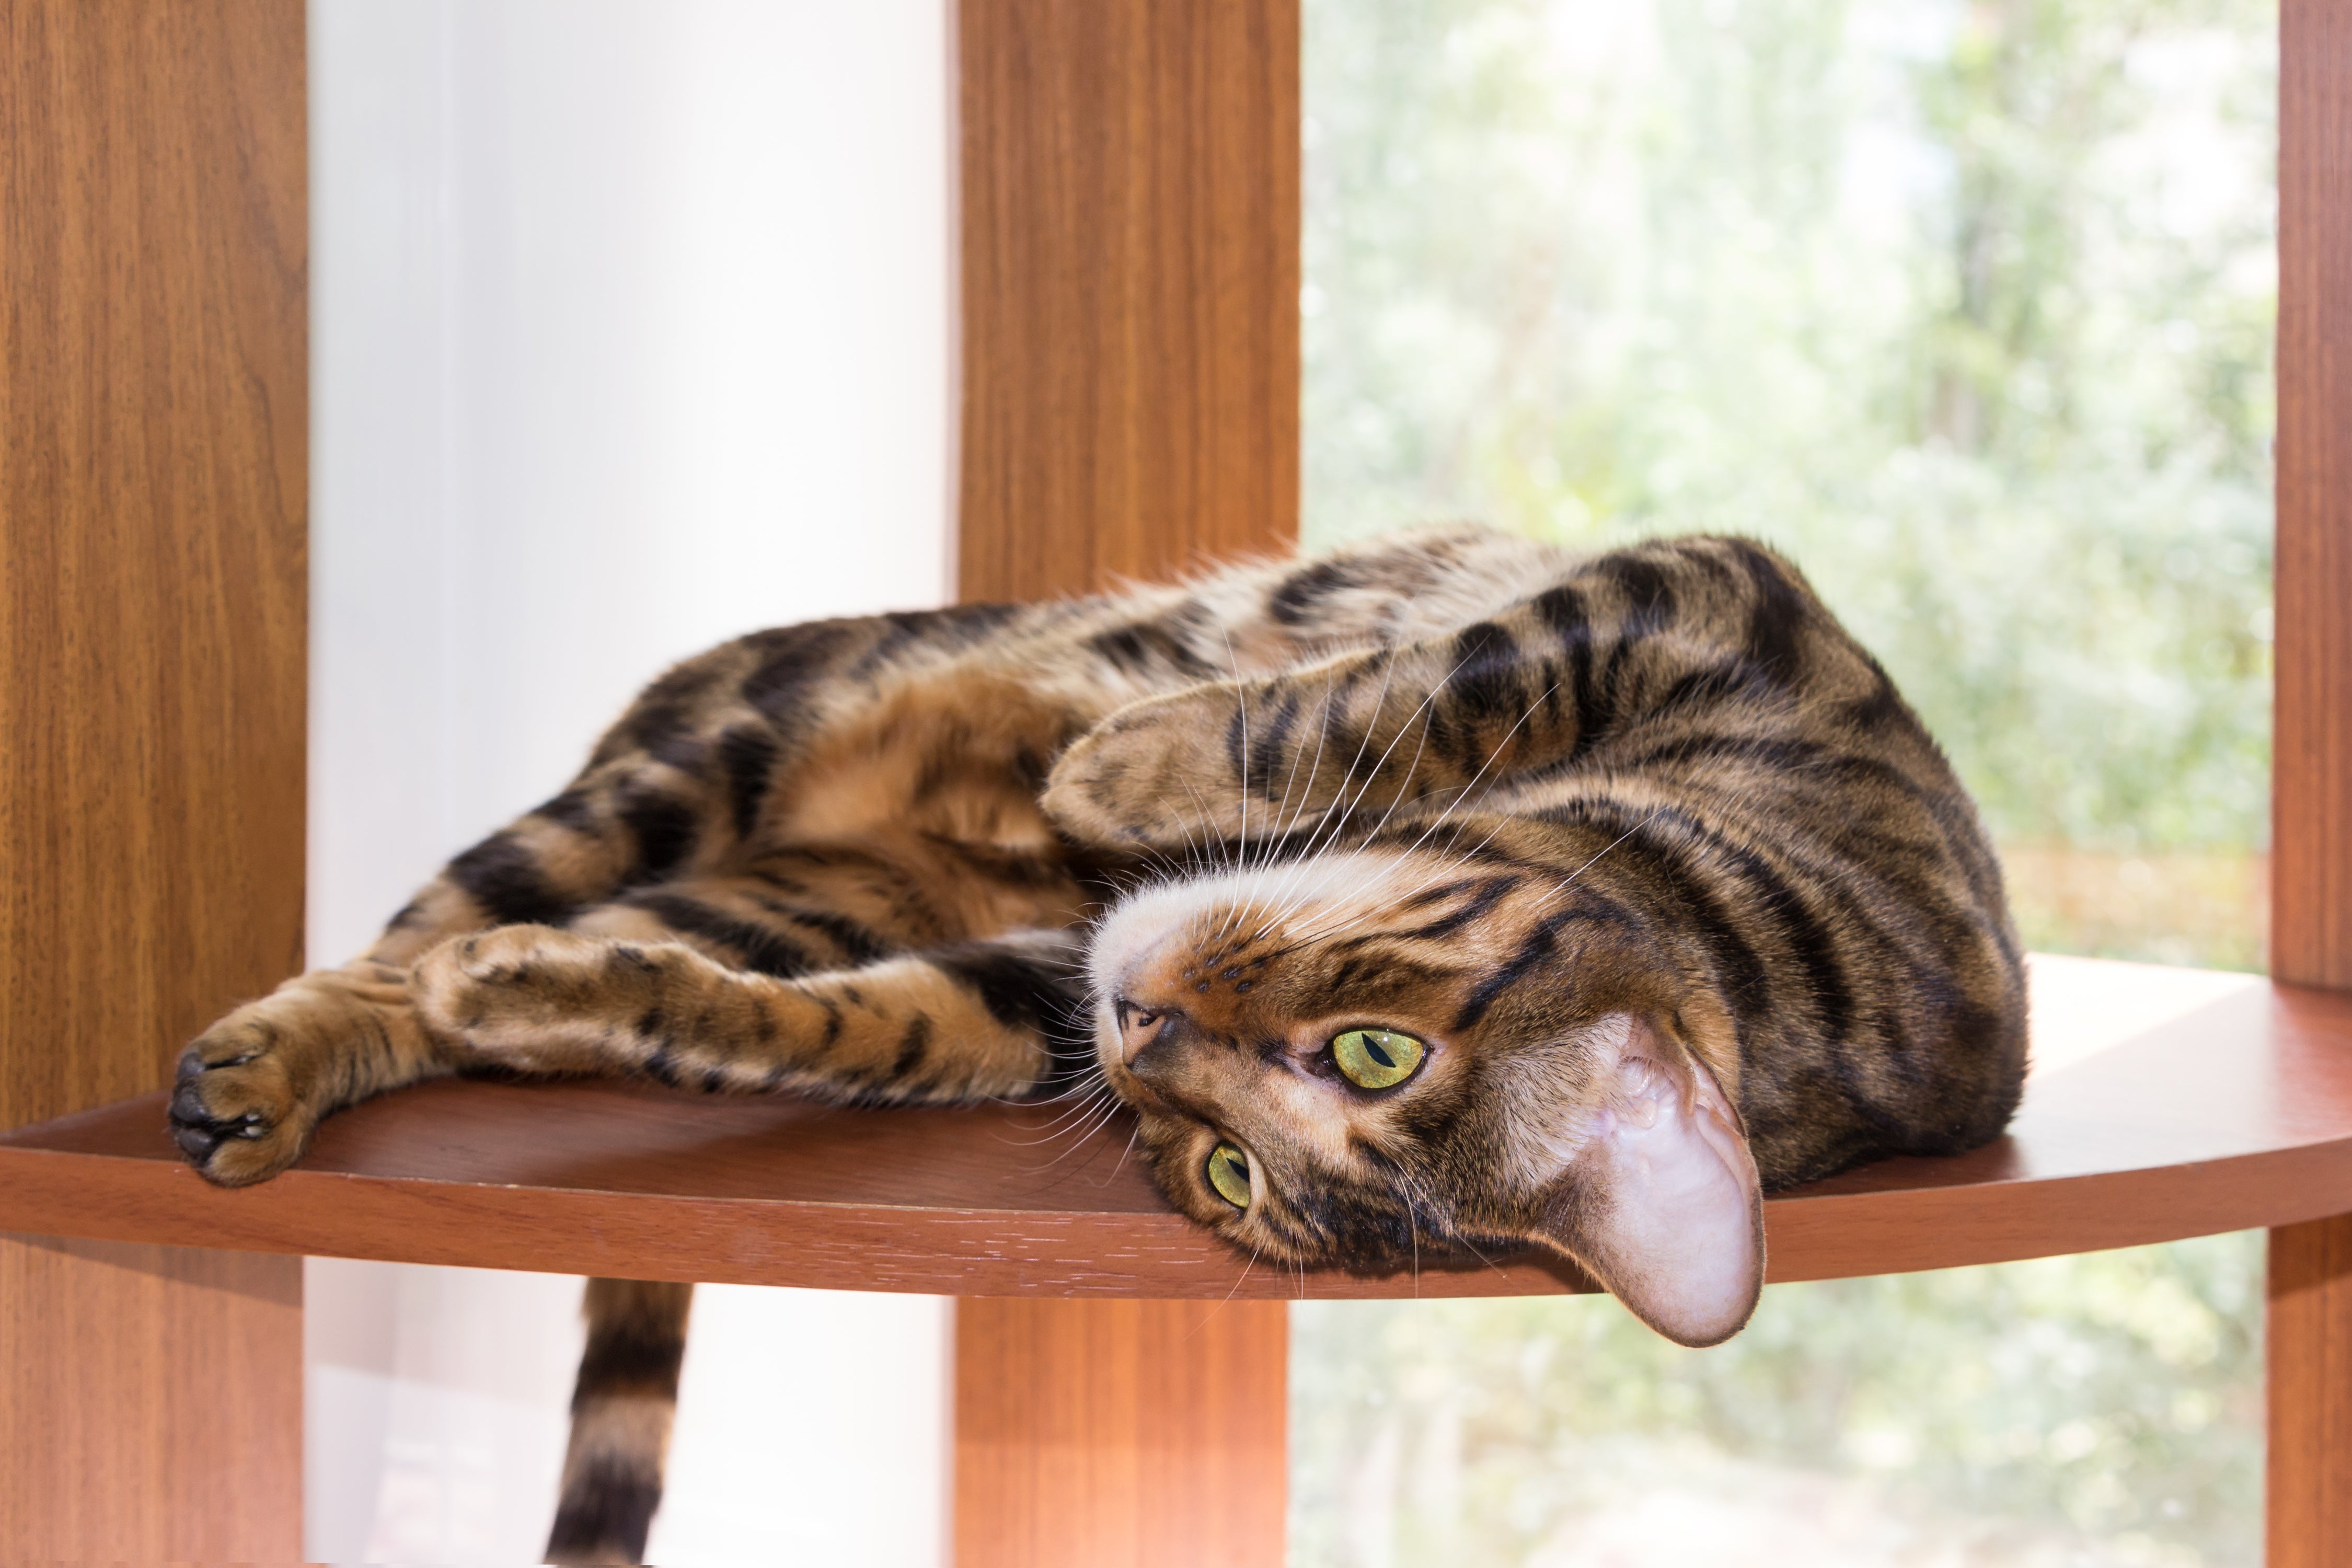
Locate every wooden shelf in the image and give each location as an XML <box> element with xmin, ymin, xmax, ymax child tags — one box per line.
<box><xmin>4</xmin><ymin>955</ymin><xmax>2348</xmax><ymax>1298</ymax></box>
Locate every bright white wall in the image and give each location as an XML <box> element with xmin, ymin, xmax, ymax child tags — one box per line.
<box><xmin>307</xmin><ymin>1</ymin><xmax>954</xmax><ymax>1559</ymax></box>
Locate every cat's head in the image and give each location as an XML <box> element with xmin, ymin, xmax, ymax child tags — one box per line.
<box><xmin>1088</xmin><ymin>839</ymin><xmax>1764</xmax><ymax>1346</ymax></box>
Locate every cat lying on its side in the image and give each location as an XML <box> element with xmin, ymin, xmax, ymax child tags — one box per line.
<box><xmin>170</xmin><ymin>528</ymin><xmax>2025</xmax><ymax>1563</ymax></box>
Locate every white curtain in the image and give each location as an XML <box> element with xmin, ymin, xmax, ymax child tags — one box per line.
<box><xmin>306</xmin><ymin>1</ymin><xmax>954</xmax><ymax>1559</ymax></box>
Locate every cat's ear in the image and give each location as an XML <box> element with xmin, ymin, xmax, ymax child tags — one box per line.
<box><xmin>1529</xmin><ymin>1014</ymin><xmax>1764</xmax><ymax>1347</ymax></box>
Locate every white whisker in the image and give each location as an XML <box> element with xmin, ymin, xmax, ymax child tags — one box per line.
<box><xmin>1217</xmin><ymin>627</ymin><xmax>1252</xmax><ymax>934</ymax></box>
<box><xmin>1390</xmin><ymin>679</ymin><xmax>1563</xmax><ymax>862</ymax></box>
<box><xmin>1100</xmin><ymin>1117</ymin><xmax>1145</xmax><ymax>1184</ymax></box>
<box><xmin>1268</xmin><ymin>678</ymin><xmax>1567</xmax><ymax>947</ymax></box>
<box><xmin>1246</xmin><ymin>652</ymin><xmax>1483</xmax><ymax>937</ymax></box>
<box><xmin>1540</xmin><ymin>802</ymin><xmax>1670</xmax><ymax>903</ymax></box>
<box><xmin>1032</xmin><ymin>1095</ymin><xmax>1132</xmax><ymax>1169</ymax></box>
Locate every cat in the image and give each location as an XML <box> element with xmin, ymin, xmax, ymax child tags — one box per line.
<box><xmin>169</xmin><ymin>527</ymin><xmax>2026</xmax><ymax>1563</ymax></box>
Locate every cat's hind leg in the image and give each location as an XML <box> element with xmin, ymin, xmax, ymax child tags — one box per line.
<box><xmin>166</xmin><ymin>863</ymin><xmax>882</xmax><ymax>1183</ymax></box>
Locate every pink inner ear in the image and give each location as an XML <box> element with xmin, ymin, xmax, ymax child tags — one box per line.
<box><xmin>1534</xmin><ymin>1016</ymin><xmax>1765</xmax><ymax>1347</ymax></box>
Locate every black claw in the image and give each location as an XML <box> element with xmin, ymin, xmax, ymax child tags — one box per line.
<box><xmin>168</xmin><ymin>1074</ymin><xmax>273</xmax><ymax>1168</ymax></box>
<box><xmin>169</xmin><ymin>1080</ymin><xmax>210</xmax><ymax>1124</ymax></box>
<box><xmin>168</xmin><ymin>1108</ymin><xmax>270</xmax><ymax>1162</ymax></box>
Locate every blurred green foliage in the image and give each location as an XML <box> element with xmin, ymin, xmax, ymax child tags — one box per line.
<box><xmin>1304</xmin><ymin>0</ymin><xmax>2275</xmax><ymax>866</ymax></box>
<box><xmin>1293</xmin><ymin>1232</ymin><xmax>2264</xmax><ymax>1565</ymax></box>
<box><xmin>1293</xmin><ymin>0</ymin><xmax>2276</xmax><ymax>1562</ymax></box>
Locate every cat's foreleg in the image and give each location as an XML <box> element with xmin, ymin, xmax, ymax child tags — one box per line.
<box><xmin>1043</xmin><ymin>535</ymin><xmax>1795</xmax><ymax>855</ymax></box>
<box><xmin>1042</xmin><ymin>631</ymin><xmax>1567</xmax><ymax>855</ymax></box>
<box><xmin>174</xmin><ymin>651</ymin><xmax>771</xmax><ymax>1182</ymax></box>
<box><xmin>409</xmin><ymin>925</ymin><xmax>1097</xmax><ymax>1106</ymax></box>
<box><xmin>167</xmin><ymin>957</ymin><xmax>453</xmax><ymax>1184</ymax></box>
<box><xmin>169</xmin><ymin>757</ymin><xmax>737</xmax><ymax>1185</ymax></box>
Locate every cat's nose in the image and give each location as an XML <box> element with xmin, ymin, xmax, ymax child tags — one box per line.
<box><xmin>1113</xmin><ymin>997</ymin><xmax>1172</xmax><ymax>1064</ymax></box>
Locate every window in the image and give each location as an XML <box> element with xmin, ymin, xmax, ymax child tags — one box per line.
<box><xmin>1292</xmin><ymin>1</ymin><xmax>2276</xmax><ymax>1561</ymax></box>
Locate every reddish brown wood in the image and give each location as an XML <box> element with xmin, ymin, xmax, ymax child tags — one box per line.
<box><xmin>955</xmin><ymin>1299</ymin><xmax>1287</xmax><ymax>1568</ymax></box>
<box><xmin>954</xmin><ymin>6</ymin><xmax>1298</xmax><ymax>1559</ymax></box>
<box><xmin>2</xmin><ymin>962</ymin><xmax>2347</xmax><ymax>1296</ymax></box>
<box><xmin>0</xmin><ymin>1233</ymin><xmax>303</xmax><ymax>1560</ymax></box>
<box><xmin>2276</xmin><ymin>0</ymin><xmax>2352</xmax><ymax>992</ymax></box>
<box><xmin>956</xmin><ymin>0</ymin><xmax>1300</xmax><ymax>599</ymax></box>
<box><xmin>0</xmin><ymin>2</ymin><xmax>308</xmax><ymax>1558</ymax></box>
<box><xmin>2271</xmin><ymin>1215</ymin><xmax>2352</xmax><ymax>1568</ymax></box>
<box><xmin>0</xmin><ymin>0</ymin><xmax>309</xmax><ymax>1132</ymax></box>
<box><xmin>2273</xmin><ymin>4</ymin><xmax>2352</xmax><ymax>1562</ymax></box>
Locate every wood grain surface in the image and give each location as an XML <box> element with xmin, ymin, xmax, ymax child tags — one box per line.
<box><xmin>2275</xmin><ymin>0</ymin><xmax>2352</xmax><ymax>991</ymax></box>
<box><xmin>0</xmin><ymin>0</ymin><xmax>308</xmax><ymax>1132</ymax></box>
<box><xmin>0</xmin><ymin>2</ymin><xmax>308</xmax><ymax>1557</ymax></box>
<box><xmin>2270</xmin><ymin>1214</ymin><xmax>2352</xmax><ymax>1568</ymax></box>
<box><xmin>955</xmin><ymin>1299</ymin><xmax>1287</xmax><ymax>1568</ymax></box>
<box><xmin>956</xmin><ymin>0</ymin><xmax>1300</xmax><ymax>600</ymax></box>
<box><xmin>2270</xmin><ymin>6</ymin><xmax>2352</xmax><ymax>1562</ymax></box>
<box><xmin>0</xmin><ymin>1233</ymin><xmax>302</xmax><ymax>1559</ymax></box>
<box><xmin>953</xmin><ymin>6</ymin><xmax>1298</xmax><ymax>1559</ymax></box>
<box><xmin>3</xmin><ymin>959</ymin><xmax>2346</xmax><ymax>1296</ymax></box>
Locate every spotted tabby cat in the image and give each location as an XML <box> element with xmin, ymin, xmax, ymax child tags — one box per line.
<box><xmin>171</xmin><ymin>529</ymin><xmax>2025</xmax><ymax>1562</ymax></box>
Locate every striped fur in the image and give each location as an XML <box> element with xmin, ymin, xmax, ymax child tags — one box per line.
<box><xmin>546</xmin><ymin>1279</ymin><xmax>692</xmax><ymax>1564</ymax></box>
<box><xmin>171</xmin><ymin>529</ymin><xmax>2023</xmax><ymax>1557</ymax></box>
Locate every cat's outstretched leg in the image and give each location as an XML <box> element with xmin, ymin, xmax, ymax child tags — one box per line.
<box><xmin>168</xmin><ymin>959</ymin><xmax>450</xmax><ymax>1184</ymax></box>
<box><xmin>407</xmin><ymin>924</ymin><xmax>1094</xmax><ymax>1104</ymax></box>
<box><xmin>168</xmin><ymin>757</ymin><xmax>733</xmax><ymax>1184</ymax></box>
<box><xmin>1043</xmin><ymin>536</ymin><xmax>1834</xmax><ymax>854</ymax></box>
<box><xmin>170</xmin><ymin>626</ymin><xmax>845</xmax><ymax>1183</ymax></box>
<box><xmin>170</xmin><ymin>601</ymin><xmax>1111</xmax><ymax>1183</ymax></box>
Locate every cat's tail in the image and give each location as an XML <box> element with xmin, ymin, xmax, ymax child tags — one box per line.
<box><xmin>544</xmin><ymin>1276</ymin><xmax>696</xmax><ymax>1565</ymax></box>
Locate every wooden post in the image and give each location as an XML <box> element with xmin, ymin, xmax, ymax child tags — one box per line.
<box><xmin>955</xmin><ymin>1300</ymin><xmax>1289</xmax><ymax>1568</ymax></box>
<box><xmin>957</xmin><ymin>0</ymin><xmax>1300</xmax><ymax>601</ymax></box>
<box><xmin>953</xmin><ymin>1</ymin><xmax>1299</xmax><ymax>1562</ymax></box>
<box><xmin>0</xmin><ymin>1235</ymin><xmax>303</xmax><ymax>1559</ymax></box>
<box><xmin>0</xmin><ymin>1</ymin><xmax>308</xmax><ymax>1555</ymax></box>
<box><xmin>2270</xmin><ymin>1221</ymin><xmax>2352</xmax><ymax>1563</ymax></box>
<box><xmin>2270</xmin><ymin>2</ymin><xmax>2352</xmax><ymax>1562</ymax></box>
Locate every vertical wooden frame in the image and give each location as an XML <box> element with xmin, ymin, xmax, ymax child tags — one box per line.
<box><xmin>0</xmin><ymin>0</ymin><xmax>308</xmax><ymax>1555</ymax></box>
<box><xmin>2269</xmin><ymin>1219</ymin><xmax>2352</xmax><ymax>1564</ymax></box>
<box><xmin>956</xmin><ymin>1300</ymin><xmax>1289</xmax><ymax>1568</ymax></box>
<box><xmin>958</xmin><ymin>0</ymin><xmax>1300</xmax><ymax>601</ymax></box>
<box><xmin>954</xmin><ymin>1</ymin><xmax>1299</xmax><ymax>1563</ymax></box>
<box><xmin>0</xmin><ymin>1235</ymin><xmax>303</xmax><ymax>1558</ymax></box>
<box><xmin>2272</xmin><ymin>1</ymin><xmax>2352</xmax><ymax>1562</ymax></box>
<box><xmin>1</xmin><ymin>0</ymin><xmax>309</xmax><ymax>1131</ymax></box>
<box><xmin>2276</xmin><ymin>0</ymin><xmax>2352</xmax><ymax>991</ymax></box>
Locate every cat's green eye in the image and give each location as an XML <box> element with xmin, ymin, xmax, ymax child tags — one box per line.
<box><xmin>1331</xmin><ymin>1028</ymin><xmax>1425</xmax><ymax>1090</ymax></box>
<box><xmin>1206</xmin><ymin>1141</ymin><xmax>1253</xmax><ymax>1208</ymax></box>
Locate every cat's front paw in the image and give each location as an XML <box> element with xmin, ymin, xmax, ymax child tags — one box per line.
<box><xmin>1046</xmin><ymin>670</ymin><xmax>1376</xmax><ymax>851</ymax></box>
<box><xmin>170</xmin><ymin>1011</ymin><xmax>315</xmax><ymax>1186</ymax></box>
<box><xmin>170</xmin><ymin>963</ymin><xmax>427</xmax><ymax>1185</ymax></box>
<box><xmin>1044</xmin><ymin>684</ymin><xmax>1264</xmax><ymax>849</ymax></box>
